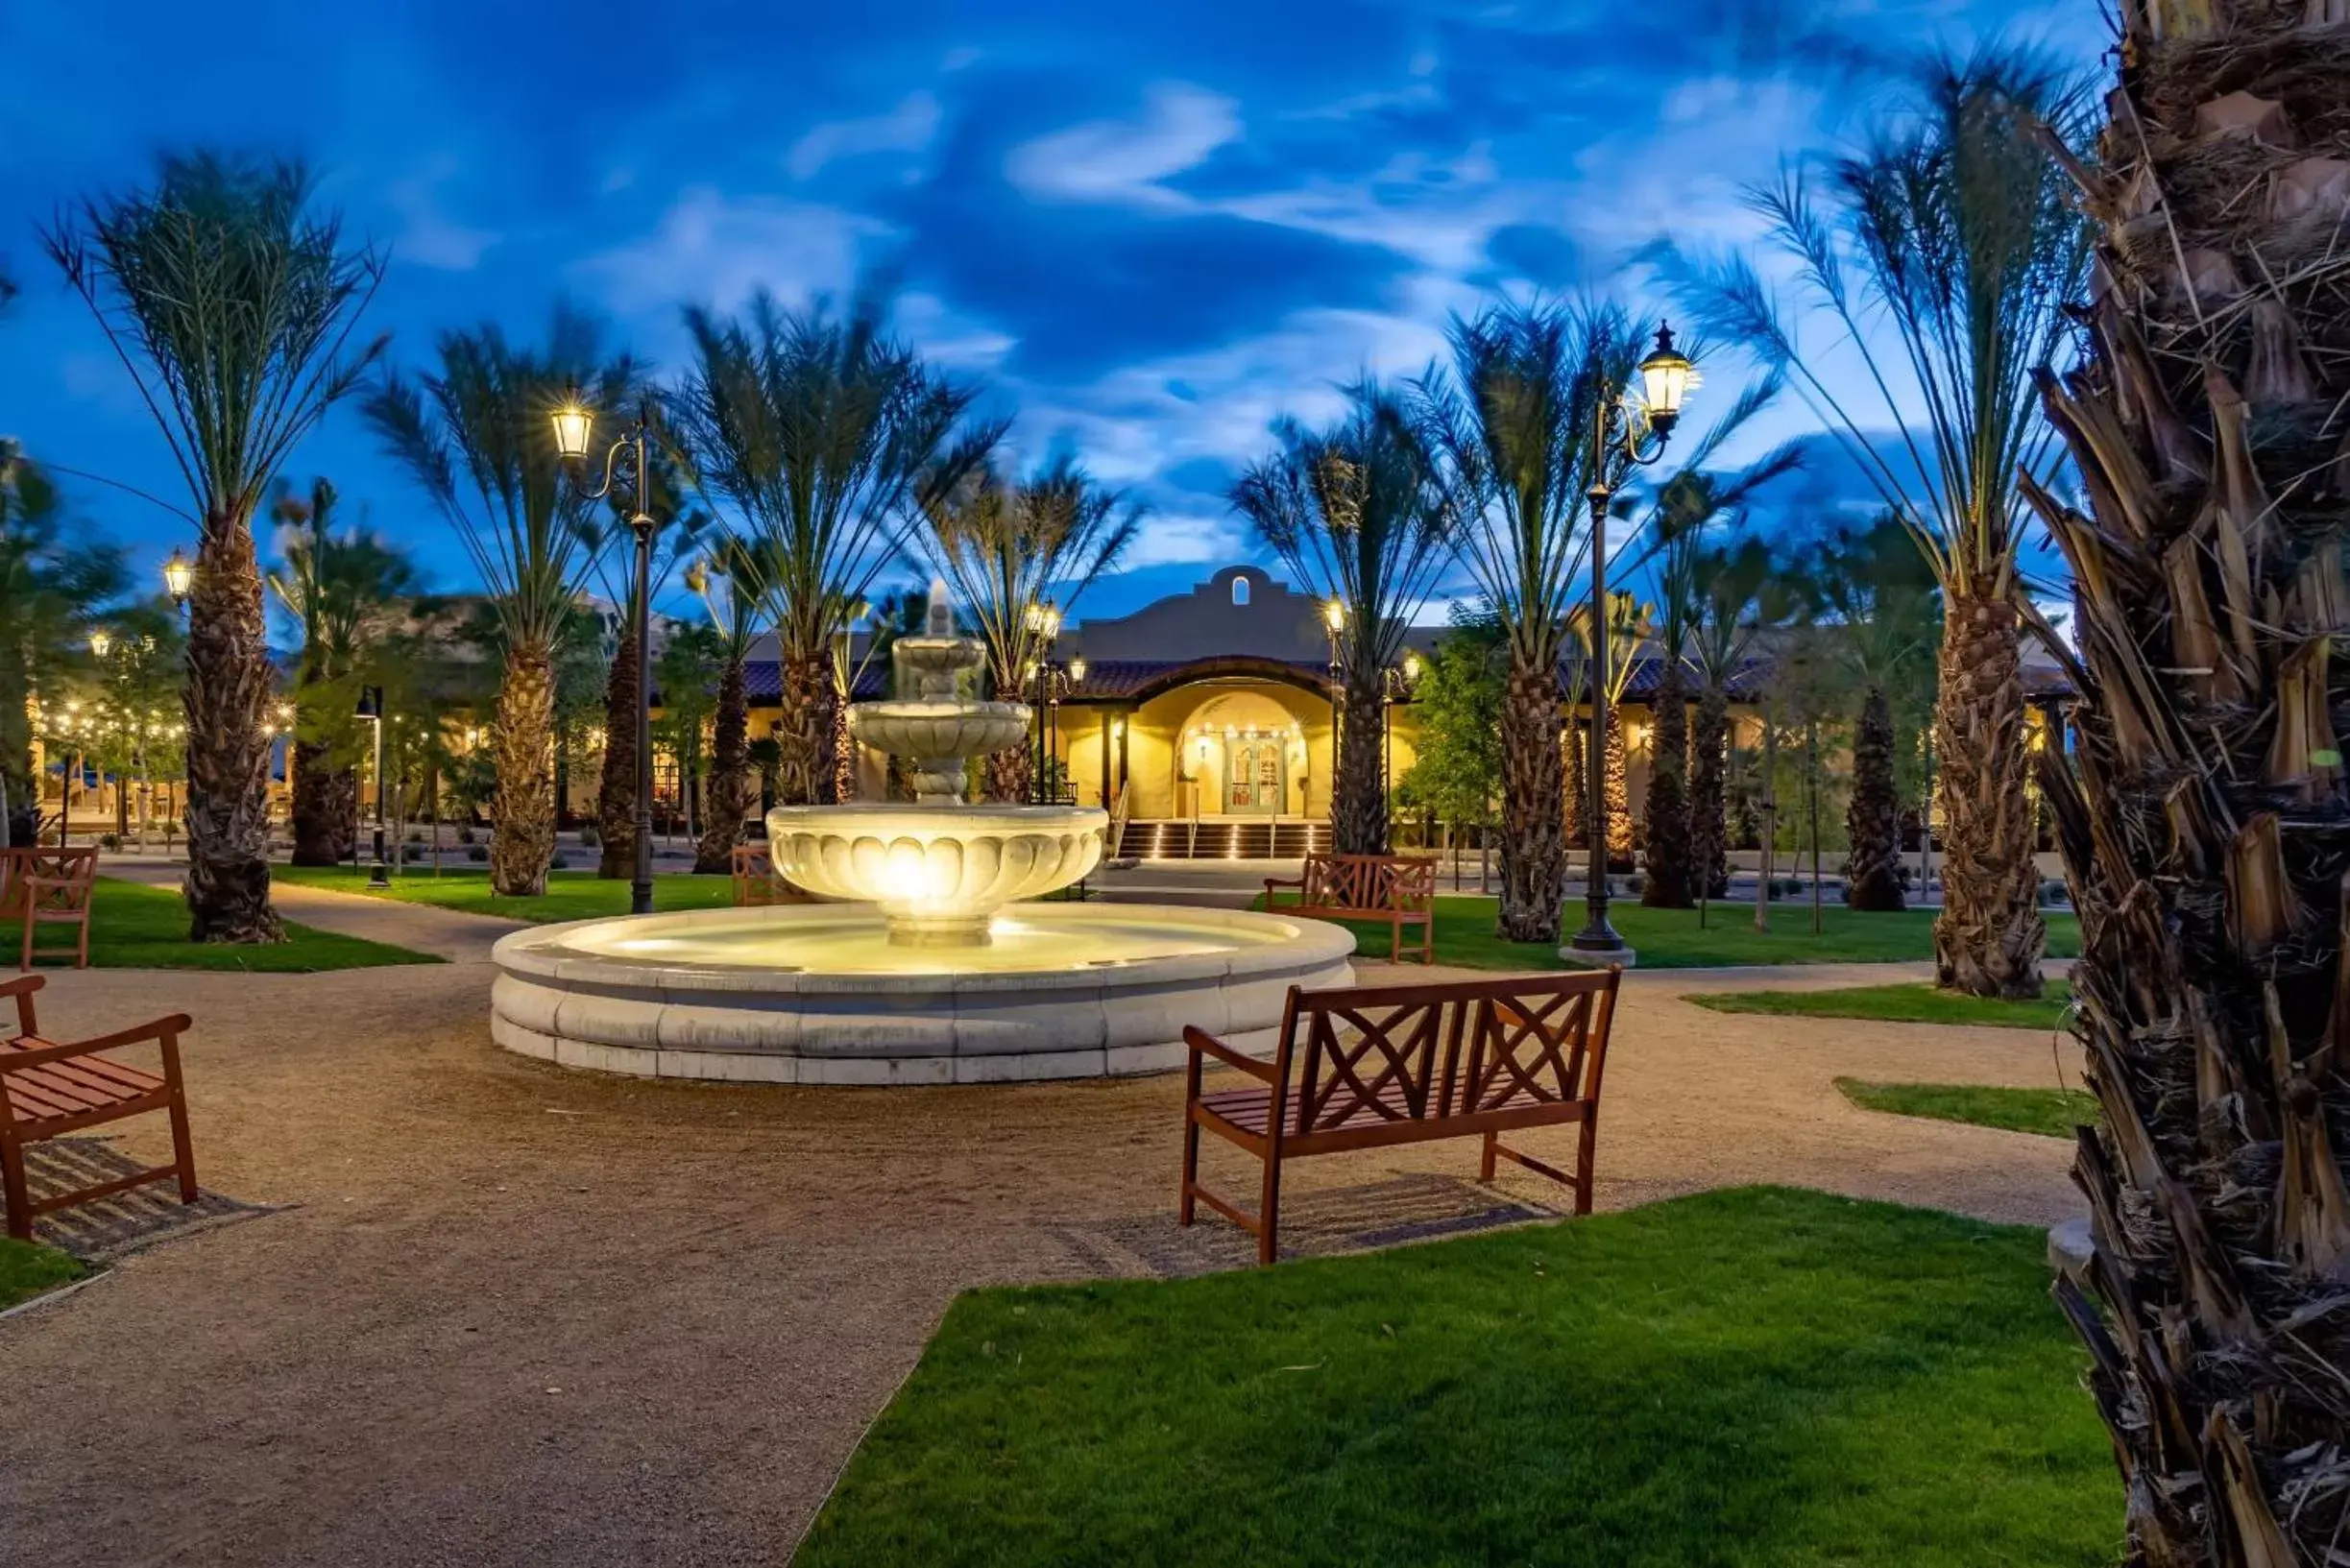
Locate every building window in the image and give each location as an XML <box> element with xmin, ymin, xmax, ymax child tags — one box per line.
<box><xmin>1231</xmin><ymin>575</ymin><xmax>1250</xmax><ymax>606</ymax></box>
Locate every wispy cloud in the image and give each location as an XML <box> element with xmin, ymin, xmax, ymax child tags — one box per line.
<box><xmin>385</xmin><ymin>159</ymin><xmax>498</xmax><ymax>271</ymax></box>
<box><xmin>788</xmin><ymin>91</ymin><xmax>943</xmax><ymax>181</ymax></box>
<box><xmin>571</xmin><ymin>188</ymin><xmax>890</xmax><ymax>322</ymax></box>
<box><xmin>1005</xmin><ymin>83</ymin><xmax>1242</xmax><ymax>208</ymax></box>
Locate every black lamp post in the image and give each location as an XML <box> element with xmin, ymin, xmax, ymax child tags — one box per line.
<box><xmin>552</xmin><ymin>389</ymin><xmax>659</xmax><ymax>916</ymax></box>
<box><xmin>1564</xmin><ymin>324</ymin><xmax>1696</xmax><ymax>964</ymax></box>
<box><xmin>358</xmin><ymin>684</ymin><xmax>390</xmax><ymax>888</ymax></box>
<box><xmin>1023</xmin><ymin>602</ymin><xmax>1066</xmax><ymax>805</ymax></box>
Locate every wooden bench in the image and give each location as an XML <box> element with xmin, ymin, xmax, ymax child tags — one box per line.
<box><xmin>1180</xmin><ymin>968</ymin><xmax>1621</xmax><ymax>1264</ymax></box>
<box><xmin>0</xmin><ymin>974</ymin><xmax>198</xmax><ymax>1241</ymax></box>
<box><xmin>731</xmin><ymin>843</ymin><xmax>818</xmax><ymax>907</ymax></box>
<box><xmin>1264</xmin><ymin>852</ymin><xmax>1437</xmax><ymax>963</ymax></box>
<box><xmin>1</xmin><ymin>847</ymin><xmax>100</xmax><ymax>971</ymax></box>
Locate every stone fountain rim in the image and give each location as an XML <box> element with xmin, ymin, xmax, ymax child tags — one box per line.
<box><xmin>765</xmin><ymin>801</ymin><xmax>1108</xmax><ymax>831</ymax></box>
<box><xmin>490</xmin><ymin>901</ymin><xmax>1354</xmax><ymax>999</ymax></box>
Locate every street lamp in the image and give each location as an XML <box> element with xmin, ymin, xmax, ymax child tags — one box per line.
<box><xmin>358</xmin><ymin>686</ymin><xmax>390</xmax><ymax>888</ymax></box>
<box><xmin>161</xmin><ymin>548</ymin><xmax>194</xmax><ymax>616</ymax></box>
<box><xmin>89</xmin><ymin>628</ymin><xmax>112</xmax><ymax>661</ymax></box>
<box><xmin>1023</xmin><ymin>603</ymin><xmax>1066</xmax><ymax>805</ymax></box>
<box><xmin>1566</xmin><ymin>323</ymin><xmax>1696</xmax><ymax>965</ymax></box>
<box><xmin>1322</xmin><ymin>600</ymin><xmax>1345</xmax><ymax>814</ymax></box>
<box><xmin>553</xmin><ymin>385</ymin><xmax>660</xmax><ymax>916</ymax></box>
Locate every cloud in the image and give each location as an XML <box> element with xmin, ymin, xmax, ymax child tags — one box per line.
<box><xmin>1005</xmin><ymin>82</ymin><xmax>1242</xmax><ymax>208</ymax></box>
<box><xmin>385</xmin><ymin>160</ymin><xmax>498</xmax><ymax>271</ymax></box>
<box><xmin>571</xmin><ymin>188</ymin><xmax>890</xmax><ymax>321</ymax></box>
<box><xmin>787</xmin><ymin>91</ymin><xmax>942</xmax><ymax>181</ymax></box>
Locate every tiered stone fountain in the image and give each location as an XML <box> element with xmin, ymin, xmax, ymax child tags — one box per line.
<box><xmin>490</xmin><ymin>592</ymin><xmax>1352</xmax><ymax>1084</ymax></box>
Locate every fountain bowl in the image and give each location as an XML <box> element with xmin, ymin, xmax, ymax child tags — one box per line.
<box><xmin>490</xmin><ymin>903</ymin><xmax>1356</xmax><ymax>1084</ymax></box>
<box><xmin>845</xmin><ymin>701</ymin><xmax>1030</xmax><ymax>764</ymax></box>
<box><xmin>766</xmin><ymin>802</ymin><xmax>1107</xmax><ymax>945</ymax></box>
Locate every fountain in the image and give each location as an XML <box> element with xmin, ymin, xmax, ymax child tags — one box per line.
<box><xmin>490</xmin><ymin>587</ymin><xmax>1353</xmax><ymax>1084</ymax></box>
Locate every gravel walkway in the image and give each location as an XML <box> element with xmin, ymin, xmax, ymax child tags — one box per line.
<box><xmin>0</xmin><ymin>938</ymin><xmax>2084</xmax><ymax>1567</ymax></box>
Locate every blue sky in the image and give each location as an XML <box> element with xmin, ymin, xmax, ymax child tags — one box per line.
<box><xmin>0</xmin><ymin>0</ymin><xmax>2098</xmax><ymax>625</ymax></box>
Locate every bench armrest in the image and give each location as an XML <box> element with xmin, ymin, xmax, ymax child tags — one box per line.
<box><xmin>0</xmin><ymin>1015</ymin><xmax>193</xmax><ymax>1072</ymax></box>
<box><xmin>1184</xmin><ymin>1025</ymin><xmax>1278</xmax><ymax>1083</ymax></box>
<box><xmin>0</xmin><ymin>973</ymin><xmax>42</xmax><ymax>1039</ymax></box>
<box><xmin>1262</xmin><ymin>877</ymin><xmax>1302</xmax><ymax>895</ymax></box>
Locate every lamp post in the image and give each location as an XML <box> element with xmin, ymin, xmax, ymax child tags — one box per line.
<box><xmin>161</xmin><ymin>548</ymin><xmax>194</xmax><ymax>621</ymax></box>
<box><xmin>358</xmin><ymin>685</ymin><xmax>390</xmax><ymax>888</ymax></box>
<box><xmin>552</xmin><ymin>387</ymin><xmax>659</xmax><ymax>916</ymax></box>
<box><xmin>1023</xmin><ymin>603</ymin><xmax>1064</xmax><ymax>805</ymax></box>
<box><xmin>1381</xmin><ymin>650</ymin><xmax>1420</xmax><ymax>850</ymax></box>
<box><xmin>1565</xmin><ymin>324</ymin><xmax>1695</xmax><ymax>965</ymax></box>
<box><xmin>1321</xmin><ymin>599</ymin><xmax>1345</xmax><ymax>829</ymax></box>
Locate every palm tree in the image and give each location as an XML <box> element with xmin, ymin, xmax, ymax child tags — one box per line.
<box><xmin>1805</xmin><ymin>518</ymin><xmax>1939</xmax><ymax>912</ymax></box>
<box><xmin>1231</xmin><ymin>386</ymin><xmax>1452</xmax><ymax>853</ymax></box>
<box><xmin>44</xmin><ymin>153</ymin><xmax>386</xmax><ymax>940</ymax></box>
<box><xmin>684</xmin><ymin>538</ymin><xmax>772</xmax><ymax>873</ymax></box>
<box><xmin>1660</xmin><ymin>49</ymin><xmax>2088</xmax><ymax>996</ymax></box>
<box><xmin>266</xmin><ymin>478</ymin><xmax>418</xmax><ymax>866</ymax></box>
<box><xmin>2021</xmin><ymin>4</ymin><xmax>2350</xmax><ymax>1556</ymax></box>
<box><xmin>925</xmin><ymin>456</ymin><xmax>1144</xmax><ymax>804</ymax></box>
<box><xmin>0</xmin><ymin>447</ymin><xmax>128</xmax><ymax>847</ymax></box>
<box><xmin>671</xmin><ymin>289</ymin><xmax>998</xmax><ymax>808</ymax></box>
<box><xmin>1687</xmin><ymin>536</ymin><xmax>1774</xmax><ymax>901</ymax></box>
<box><xmin>363</xmin><ymin>305</ymin><xmax>629</xmax><ymax>895</ymax></box>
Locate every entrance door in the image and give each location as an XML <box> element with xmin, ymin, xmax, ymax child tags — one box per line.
<box><xmin>1224</xmin><ymin>738</ymin><xmax>1282</xmax><ymax>815</ymax></box>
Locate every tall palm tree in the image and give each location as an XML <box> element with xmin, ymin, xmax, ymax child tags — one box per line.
<box><xmin>1805</xmin><ymin>518</ymin><xmax>1939</xmax><ymax>913</ymax></box>
<box><xmin>2023</xmin><ymin>3</ymin><xmax>2350</xmax><ymax>1556</ymax></box>
<box><xmin>266</xmin><ymin>478</ymin><xmax>418</xmax><ymax>866</ymax></box>
<box><xmin>923</xmin><ymin>456</ymin><xmax>1144</xmax><ymax>804</ymax></box>
<box><xmin>1660</xmin><ymin>48</ymin><xmax>2089</xmax><ymax>996</ymax></box>
<box><xmin>363</xmin><ymin>305</ymin><xmax>630</xmax><ymax>895</ymax></box>
<box><xmin>1419</xmin><ymin>301</ymin><xmax>1780</xmax><ymax>940</ymax></box>
<box><xmin>1231</xmin><ymin>386</ymin><xmax>1452</xmax><ymax>853</ymax></box>
<box><xmin>0</xmin><ymin>447</ymin><xmax>128</xmax><ymax>848</ymax></box>
<box><xmin>1687</xmin><ymin>536</ymin><xmax>1775</xmax><ymax>902</ymax></box>
<box><xmin>672</xmin><ymin>290</ymin><xmax>998</xmax><ymax>808</ymax></box>
<box><xmin>685</xmin><ymin>537</ymin><xmax>772</xmax><ymax>873</ymax></box>
<box><xmin>44</xmin><ymin>153</ymin><xmax>386</xmax><ymax>940</ymax></box>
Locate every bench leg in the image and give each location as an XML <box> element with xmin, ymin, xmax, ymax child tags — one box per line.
<box><xmin>1178</xmin><ymin>1112</ymin><xmax>1200</xmax><ymax>1226</ymax></box>
<box><xmin>1576</xmin><ymin>1117</ymin><xmax>1598</xmax><ymax>1216</ymax></box>
<box><xmin>0</xmin><ymin>1133</ymin><xmax>30</xmax><ymax>1242</ymax></box>
<box><xmin>167</xmin><ymin>1089</ymin><xmax>200</xmax><ymax>1205</ymax></box>
<box><xmin>1256</xmin><ymin>1150</ymin><xmax>1282</xmax><ymax>1266</ymax></box>
<box><xmin>1479</xmin><ymin>1131</ymin><xmax>1497</xmax><ymax>1183</ymax></box>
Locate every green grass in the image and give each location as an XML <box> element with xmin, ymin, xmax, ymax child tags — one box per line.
<box><xmin>270</xmin><ymin>864</ymin><xmax>739</xmax><ymax>924</ymax></box>
<box><xmin>1688</xmin><ymin>980</ymin><xmax>2073</xmax><ymax>1030</ymax></box>
<box><xmin>800</xmin><ymin>1187</ymin><xmax>2119</xmax><ymax>1567</ymax></box>
<box><xmin>1837</xmin><ymin>1080</ymin><xmax>2098</xmax><ymax>1140</ymax></box>
<box><xmin>1</xmin><ymin>878</ymin><xmax>436</xmax><ymax>972</ymax></box>
<box><xmin>0</xmin><ymin>1236</ymin><xmax>87</xmax><ymax>1311</ymax></box>
<box><xmin>1268</xmin><ymin>892</ymin><xmax>2083</xmax><ymax>972</ymax></box>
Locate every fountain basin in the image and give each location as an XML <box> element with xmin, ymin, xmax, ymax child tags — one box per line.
<box><xmin>845</xmin><ymin>700</ymin><xmax>1030</xmax><ymax>763</ymax></box>
<box><xmin>765</xmin><ymin>802</ymin><xmax>1106</xmax><ymax>945</ymax></box>
<box><xmin>490</xmin><ymin>903</ymin><xmax>1356</xmax><ymax>1084</ymax></box>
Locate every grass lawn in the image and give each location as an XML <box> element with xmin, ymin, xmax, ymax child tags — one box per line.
<box><xmin>800</xmin><ymin>1187</ymin><xmax>2119</xmax><ymax>1567</ymax></box>
<box><xmin>1688</xmin><ymin>980</ymin><xmax>2073</xmax><ymax>1030</ymax></box>
<box><xmin>271</xmin><ymin>864</ymin><xmax>739</xmax><ymax>924</ymax></box>
<box><xmin>0</xmin><ymin>1237</ymin><xmax>87</xmax><ymax>1312</ymax></box>
<box><xmin>1267</xmin><ymin>892</ymin><xmax>2083</xmax><ymax>972</ymax></box>
<box><xmin>1837</xmin><ymin>1079</ymin><xmax>2097</xmax><ymax>1139</ymax></box>
<box><xmin>1</xmin><ymin>878</ymin><xmax>436</xmax><ymax>972</ymax></box>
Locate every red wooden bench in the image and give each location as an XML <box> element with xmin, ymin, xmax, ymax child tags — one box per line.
<box><xmin>0</xmin><ymin>974</ymin><xmax>198</xmax><ymax>1241</ymax></box>
<box><xmin>1264</xmin><ymin>852</ymin><xmax>1438</xmax><ymax>963</ymax></box>
<box><xmin>1181</xmin><ymin>968</ymin><xmax>1621</xmax><ymax>1264</ymax></box>
<box><xmin>731</xmin><ymin>843</ymin><xmax>817</xmax><ymax>906</ymax></box>
<box><xmin>1</xmin><ymin>847</ymin><xmax>100</xmax><ymax>971</ymax></box>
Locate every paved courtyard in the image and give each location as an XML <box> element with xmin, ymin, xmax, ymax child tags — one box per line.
<box><xmin>1</xmin><ymin>886</ymin><xmax>2083</xmax><ymax>1567</ymax></box>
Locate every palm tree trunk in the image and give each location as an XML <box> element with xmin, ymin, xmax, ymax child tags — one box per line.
<box><xmin>1605</xmin><ymin>720</ymin><xmax>1632</xmax><ymax>872</ymax></box>
<box><xmin>1690</xmin><ymin>680</ymin><xmax>1729</xmax><ymax>899</ymax></box>
<box><xmin>1932</xmin><ymin>585</ymin><xmax>2043</xmax><ymax>998</ymax></box>
<box><xmin>182</xmin><ymin>512</ymin><xmax>283</xmax><ymax>942</ymax></box>
<box><xmin>692</xmin><ymin>655</ymin><xmax>751</xmax><ymax>875</ymax></box>
<box><xmin>987</xmin><ymin>745</ymin><xmax>1030</xmax><ymax>804</ymax></box>
<box><xmin>290</xmin><ymin>735</ymin><xmax>355</xmax><ymax>867</ymax></box>
<box><xmin>1844</xmin><ymin>685</ymin><xmax>1906</xmax><ymax>912</ymax></box>
<box><xmin>491</xmin><ymin>640</ymin><xmax>555</xmax><ymax>897</ymax></box>
<box><xmin>1642</xmin><ymin>661</ymin><xmax>1691</xmax><ymax>907</ymax></box>
<box><xmin>1333</xmin><ymin>670</ymin><xmax>1387</xmax><ymax>856</ymax></box>
<box><xmin>2027</xmin><ymin>16</ymin><xmax>2350</xmax><ymax>1556</ymax></box>
<box><xmin>1562</xmin><ymin>715</ymin><xmax>1584</xmax><ymax>854</ymax></box>
<box><xmin>776</xmin><ymin>649</ymin><xmax>830</xmax><ymax>808</ymax></box>
<box><xmin>1496</xmin><ymin>648</ymin><xmax>1564</xmax><ymax>943</ymax></box>
<box><xmin>595</xmin><ymin>621</ymin><xmax>639</xmax><ymax>880</ymax></box>
<box><xmin>1756</xmin><ymin>711</ymin><xmax>1778</xmax><ymax>933</ymax></box>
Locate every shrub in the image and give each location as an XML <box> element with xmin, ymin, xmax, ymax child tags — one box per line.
<box><xmin>2039</xmin><ymin>878</ymin><xmax>2071</xmax><ymax>907</ymax></box>
<box><xmin>458</xmin><ymin>826</ymin><xmax>476</xmax><ymax>845</ymax></box>
<box><xmin>547</xmin><ymin>852</ymin><xmax>569</xmax><ymax>870</ymax></box>
<box><xmin>577</xmin><ymin>825</ymin><xmax>599</xmax><ymax>848</ymax></box>
<box><xmin>467</xmin><ymin>845</ymin><xmax>489</xmax><ymax>862</ymax></box>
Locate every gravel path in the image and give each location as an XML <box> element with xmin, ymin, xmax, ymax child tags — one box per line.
<box><xmin>0</xmin><ymin>944</ymin><xmax>2084</xmax><ymax>1567</ymax></box>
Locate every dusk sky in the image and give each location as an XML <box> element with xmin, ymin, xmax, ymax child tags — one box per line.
<box><xmin>0</xmin><ymin>0</ymin><xmax>2099</xmax><ymax>624</ymax></box>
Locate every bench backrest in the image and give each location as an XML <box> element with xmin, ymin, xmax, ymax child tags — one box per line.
<box><xmin>1299</xmin><ymin>853</ymin><xmax>1437</xmax><ymax>912</ymax></box>
<box><xmin>1</xmin><ymin>848</ymin><xmax>96</xmax><ymax>917</ymax></box>
<box><xmin>1272</xmin><ymin>968</ymin><xmax>1620</xmax><ymax>1138</ymax></box>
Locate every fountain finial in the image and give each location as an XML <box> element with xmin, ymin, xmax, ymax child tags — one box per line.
<box><xmin>926</xmin><ymin>578</ymin><xmax>952</xmax><ymax>637</ymax></box>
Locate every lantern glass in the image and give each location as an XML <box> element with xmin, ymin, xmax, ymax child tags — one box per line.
<box><xmin>1069</xmin><ymin>656</ymin><xmax>1088</xmax><ymax>686</ymax></box>
<box><xmin>1637</xmin><ymin>325</ymin><xmax>1696</xmax><ymax>420</ymax></box>
<box><xmin>89</xmin><ymin>629</ymin><xmax>112</xmax><ymax>660</ymax></box>
<box><xmin>161</xmin><ymin>547</ymin><xmax>195</xmax><ymax>601</ymax></box>
<box><xmin>1322</xmin><ymin>599</ymin><xmax>1345</xmax><ymax>634</ymax></box>
<box><xmin>551</xmin><ymin>403</ymin><xmax>594</xmax><ymax>460</ymax></box>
